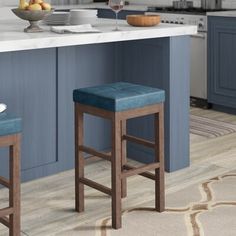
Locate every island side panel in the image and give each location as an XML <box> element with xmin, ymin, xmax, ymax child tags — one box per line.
<box><xmin>169</xmin><ymin>36</ymin><xmax>190</xmax><ymax>171</ymax></box>
<box><xmin>57</xmin><ymin>43</ymin><xmax>118</xmax><ymax>168</ymax></box>
<box><xmin>118</xmin><ymin>36</ymin><xmax>190</xmax><ymax>172</ymax></box>
<box><xmin>115</xmin><ymin>39</ymin><xmax>165</xmax><ymax>168</ymax></box>
<box><xmin>0</xmin><ymin>48</ymin><xmax>58</xmax><ymax>181</ymax></box>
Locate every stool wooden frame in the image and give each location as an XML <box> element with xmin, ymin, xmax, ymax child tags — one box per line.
<box><xmin>0</xmin><ymin>134</ymin><xmax>21</xmax><ymax>236</ymax></box>
<box><xmin>74</xmin><ymin>102</ymin><xmax>164</xmax><ymax>229</ymax></box>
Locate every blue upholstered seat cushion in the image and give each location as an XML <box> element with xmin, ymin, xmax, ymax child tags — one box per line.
<box><xmin>0</xmin><ymin>113</ymin><xmax>22</xmax><ymax>136</ymax></box>
<box><xmin>73</xmin><ymin>82</ymin><xmax>165</xmax><ymax>112</ymax></box>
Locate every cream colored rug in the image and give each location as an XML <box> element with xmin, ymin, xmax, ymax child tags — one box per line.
<box><xmin>190</xmin><ymin>115</ymin><xmax>236</xmax><ymax>138</ymax></box>
<box><xmin>93</xmin><ymin>171</ymin><xmax>236</xmax><ymax>236</ymax></box>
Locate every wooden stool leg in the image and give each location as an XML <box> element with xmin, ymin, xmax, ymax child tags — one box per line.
<box><xmin>9</xmin><ymin>134</ymin><xmax>21</xmax><ymax>236</ymax></box>
<box><xmin>75</xmin><ymin>104</ymin><xmax>85</xmax><ymax>212</ymax></box>
<box><xmin>155</xmin><ymin>104</ymin><xmax>165</xmax><ymax>212</ymax></box>
<box><xmin>121</xmin><ymin>120</ymin><xmax>127</xmax><ymax>198</ymax></box>
<box><xmin>111</xmin><ymin>116</ymin><xmax>122</xmax><ymax>229</ymax></box>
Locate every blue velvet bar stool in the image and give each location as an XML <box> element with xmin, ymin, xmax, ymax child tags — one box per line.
<box><xmin>0</xmin><ymin>113</ymin><xmax>21</xmax><ymax>236</ymax></box>
<box><xmin>73</xmin><ymin>82</ymin><xmax>165</xmax><ymax>229</ymax></box>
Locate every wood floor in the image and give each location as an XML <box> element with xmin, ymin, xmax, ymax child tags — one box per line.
<box><xmin>1</xmin><ymin>108</ymin><xmax>236</xmax><ymax>236</ymax></box>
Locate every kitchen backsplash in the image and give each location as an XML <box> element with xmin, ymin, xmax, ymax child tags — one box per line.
<box><xmin>128</xmin><ymin>0</ymin><xmax>236</xmax><ymax>8</ymax></box>
<box><xmin>1</xmin><ymin>0</ymin><xmax>236</xmax><ymax>8</ymax></box>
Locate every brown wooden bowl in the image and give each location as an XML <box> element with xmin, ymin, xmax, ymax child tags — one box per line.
<box><xmin>126</xmin><ymin>15</ymin><xmax>161</xmax><ymax>27</ymax></box>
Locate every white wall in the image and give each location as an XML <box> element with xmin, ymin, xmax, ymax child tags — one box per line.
<box><xmin>1</xmin><ymin>0</ymin><xmax>21</xmax><ymax>6</ymax></box>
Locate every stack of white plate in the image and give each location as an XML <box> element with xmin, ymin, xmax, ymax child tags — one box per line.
<box><xmin>44</xmin><ymin>12</ymin><xmax>70</xmax><ymax>26</ymax></box>
<box><xmin>69</xmin><ymin>9</ymin><xmax>98</xmax><ymax>25</ymax></box>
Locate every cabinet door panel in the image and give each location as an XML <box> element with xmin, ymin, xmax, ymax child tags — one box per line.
<box><xmin>208</xmin><ymin>17</ymin><xmax>236</xmax><ymax>108</ymax></box>
<box><xmin>218</xmin><ymin>32</ymin><xmax>236</xmax><ymax>91</ymax></box>
<box><xmin>0</xmin><ymin>49</ymin><xmax>57</xmax><ymax>180</ymax></box>
<box><xmin>57</xmin><ymin>44</ymin><xmax>117</xmax><ymax>168</ymax></box>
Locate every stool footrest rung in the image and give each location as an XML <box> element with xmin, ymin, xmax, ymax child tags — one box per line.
<box><xmin>79</xmin><ymin>177</ymin><xmax>112</xmax><ymax>196</ymax></box>
<box><xmin>123</xmin><ymin>134</ymin><xmax>155</xmax><ymax>149</ymax></box>
<box><xmin>0</xmin><ymin>207</ymin><xmax>14</xmax><ymax>218</ymax></box>
<box><xmin>123</xmin><ymin>164</ymin><xmax>156</xmax><ymax>180</ymax></box>
<box><xmin>0</xmin><ymin>176</ymin><xmax>10</xmax><ymax>188</ymax></box>
<box><xmin>0</xmin><ymin>216</ymin><xmax>10</xmax><ymax>227</ymax></box>
<box><xmin>79</xmin><ymin>145</ymin><xmax>111</xmax><ymax>162</ymax></box>
<box><xmin>122</xmin><ymin>162</ymin><xmax>160</xmax><ymax>178</ymax></box>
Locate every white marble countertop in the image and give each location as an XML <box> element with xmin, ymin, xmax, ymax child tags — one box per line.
<box><xmin>0</xmin><ymin>18</ymin><xmax>197</xmax><ymax>53</ymax></box>
<box><xmin>207</xmin><ymin>10</ymin><xmax>236</xmax><ymax>17</ymax></box>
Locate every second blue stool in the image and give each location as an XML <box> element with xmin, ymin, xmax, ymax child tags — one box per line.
<box><xmin>0</xmin><ymin>113</ymin><xmax>21</xmax><ymax>236</ymax></box>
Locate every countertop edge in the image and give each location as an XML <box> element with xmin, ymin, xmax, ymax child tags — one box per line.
<box><xmin>207</xmin><ymin>10</ymin><xmax>236</xmax><ymax>17</ymax></box>
<box><xmin>0</xmin><ymin>24</ymin><xmax>197</xmax><ymax>53</ymax></box>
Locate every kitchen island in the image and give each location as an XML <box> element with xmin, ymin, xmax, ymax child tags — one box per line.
<box><xmin>0</xmin><ymin>17</ymin><xmax>197</xmax><ymax>181</ymax></box>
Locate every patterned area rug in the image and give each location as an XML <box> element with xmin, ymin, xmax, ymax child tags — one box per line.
<box><xmin>190</xmin><ymin>115</ymin><xmax>236</xmax><ymax>138</ymax></box>
<box><xmin>93</xmin><ymin>171</ymin><xmax>236</xmax><ymax>236</ymax></box>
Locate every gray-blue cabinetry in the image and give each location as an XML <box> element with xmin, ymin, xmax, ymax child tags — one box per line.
<box><xmin>0</xmin><ymin>36</ymin><xmax>190</xmax><ymax>181</ymax></box>
<box><xmin>0</xmin><ymin>46</ymin><xmax>116</xmax><ymax>182</ymax></box>
<box><xmin>57</xmin><ymin>44</ymin><xmax>116</xmax><ymax>170</ymax></box>
<box><xmin>0</xmin><ymin>49</ymin><xmax>57</xmax><ymax>181</ymax></box>
<box><xmin>208</xmin><ymin>16</ymin><xmax>236</xmax><ymax>108</ymax></box>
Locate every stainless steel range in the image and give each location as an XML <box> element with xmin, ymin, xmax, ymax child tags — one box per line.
<box><xmin>146</xmin><ymin>6</ymin><xmax>231</xmax><ymax>108</ymax></box>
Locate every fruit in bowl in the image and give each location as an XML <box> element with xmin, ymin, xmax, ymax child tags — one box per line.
<box><xmin>19</xmin><ymin>1</ymin><xmax>29</xmax><ymax>10</ymax></box>
<box><xmin>12</xmin><ymin>0</ymin><xmax>53</xmax><ymax>32</ymax></box>
<box><xmin>19</xmin><ymin>0</ymin><xmax>52</xmax><ymax>11</ymax></box>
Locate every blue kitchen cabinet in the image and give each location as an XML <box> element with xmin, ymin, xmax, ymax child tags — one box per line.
<box><xmin>0</xmin><ymin>36</ymin><xmax>190</xmax><ymax>182</ymax></box>
<box><xmin>0</xmin><ymin>49</ymin><xmax>57</xmax><ymax>181</ymax></box>
<box><xmin>57</xmin><ymin>44</ymin><xmax>116</xmax><ymax>172</ymax></box>
<box><xmin>208</xmin><ymin>16</ymin><xmax>236</xmax><ymax>109</ymax></box>
<box><xmin>0</xmin><ymin>46</ymin><xmax>116</xmax><ymax>182</ymax></box>
<box><xmin>97</xmin><ymin>9</ymin><xmax>144</xmax><ymax>19</ymax></box>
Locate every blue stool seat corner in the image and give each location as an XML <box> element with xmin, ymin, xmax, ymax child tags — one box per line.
<box><xmin>0</xmin><ymin>113</ymin><xmax>22</xmax><ymax>137</ymax></box>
